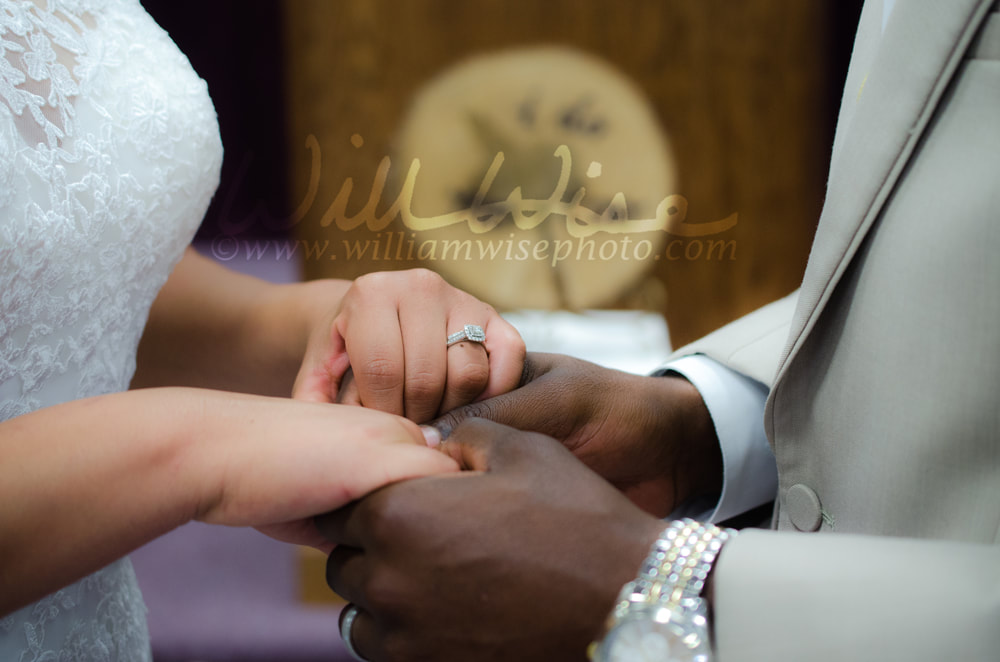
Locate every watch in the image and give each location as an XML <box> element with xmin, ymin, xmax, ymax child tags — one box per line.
<box><xmin>589</xmin><ymin>519</ymin><xmax>736</xmax><ymax>662</ymax></box>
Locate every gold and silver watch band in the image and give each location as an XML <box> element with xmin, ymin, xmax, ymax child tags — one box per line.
<box><xmin>589</xmin><ymin>520</ymin><xmax>737</xmax><ymax>661</ymax></box>
<box><xmin>612</xmin><ymin>519</ymin><xmax>736</xmax><ymax>617</ymax></box>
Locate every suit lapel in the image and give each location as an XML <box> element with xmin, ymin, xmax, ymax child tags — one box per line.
<box><xmin>770</xmin><ymin>0</ymin><xmax>993</xmax><ymax>387</ymax></box>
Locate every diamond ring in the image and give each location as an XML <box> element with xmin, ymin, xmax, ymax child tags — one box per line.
<box><xmin>447</xmin><ymin>324</ymin><xmax>486</xmax><ymax>348</ymax></box>
<box><xmin>340</xmin><ymin>604</ymin><xmax>366</xmax><ymax>661</ymax></box>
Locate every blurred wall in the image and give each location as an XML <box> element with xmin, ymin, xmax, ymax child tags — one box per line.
<box><xmin>144</xmin><ymin>0</ymin><xmax>864</xmax><ymax>348</ymax></box>
<box><xmin>142</xmin><ymin>0</ymin><xmax>290</xmax><ymax>240</ymax></box>
<box><xmin>282</xmin><ymin>0</ymin><xmax>858</xmax><ymax>345</ymax></box>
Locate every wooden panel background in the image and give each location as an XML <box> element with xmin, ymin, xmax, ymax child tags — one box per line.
<box><xmin>282</xmin><ymin>0</ymin><xmax>840</xmax><ymax>346</ymax></box>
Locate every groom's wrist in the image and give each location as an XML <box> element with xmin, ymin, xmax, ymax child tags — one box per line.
<box><xmin>645</xmin><ymin>373</ymin><xmax>722</xmax><ymax>502</ymax></box>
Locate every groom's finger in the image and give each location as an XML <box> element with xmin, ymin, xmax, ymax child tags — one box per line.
<box><xmin>315</xmin><ymin>502</ymin><xmax>365</xmax><ymax>548</ymax></box>
<box><xmin>326</xmin><ymin>545</ymin><xmax>369</xmax><ymax>608</ymax></box>
<box><xmin>338</xmin><ymin>603</ymin><xmax>380</xmax><ymax>662</ymax></box>
<box><xmin>432</xmin><ymin>353</ymin><xmax>563</xmax><ymax>439</ymax></box>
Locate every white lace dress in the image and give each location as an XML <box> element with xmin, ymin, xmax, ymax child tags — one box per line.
<box><xmin>0</xmin><ymin>0</ymin><xmax>222</xmax><ymax>658</ymax></box>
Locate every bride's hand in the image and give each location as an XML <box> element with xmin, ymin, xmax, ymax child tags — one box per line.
<box><xmin>292</xmin><ymin>269</ymin><xmax>525</xmax><ymax>423</ymax></box>
<box><xmin>190</xmin><ymin>389</ymin><xmax>457</xmax><ymax>552</ymax></box>
<box><xmin>0</xmin><ymin>385</ymin><xmax>457</xmax><ymax>614</ymax></box>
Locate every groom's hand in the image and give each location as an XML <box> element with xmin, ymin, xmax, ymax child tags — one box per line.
<box><xmin>433</xmin><ymin>352</ymin><xmax>721</xmax><ymax>517</ymax></box>
<box><xmin>318</xmin><ymin>418</ymin><xmax>664</xmax><ymax>662</ymax></box>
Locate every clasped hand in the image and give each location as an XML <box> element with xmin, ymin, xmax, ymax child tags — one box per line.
<box><xmin>293</xmin><ymin>268</ymin><xmax>525</xmax><ymax>421</ymax></box>
<box><xmin>183</xmin><ymin>266</ymin><xmax>526</xmax><ymax>552</ymax></box>
<box><xmin>315</xmin><ymin>353</ymin><xmax>724</xmax><ymax>661</ymax></box>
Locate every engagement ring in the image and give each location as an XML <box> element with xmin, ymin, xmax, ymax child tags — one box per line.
<box><xmin>447</xmin><ymin>324</ymin><xmax>486</xmax><ymax>347</ymax></box>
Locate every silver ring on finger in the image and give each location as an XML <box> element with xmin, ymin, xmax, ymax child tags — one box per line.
<box><xmin>340</xmin><ymin>604</ymin><xmax>367</xmax><ymax>661</ymax></box>
<box><xmin>447</xmin><ymin>324</ymin><xmax>486</xmax><ymax>348</ymax></box>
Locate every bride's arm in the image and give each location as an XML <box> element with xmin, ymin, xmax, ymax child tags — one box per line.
<box><xmin>132</xmin><ymin>248</ymin><xmax>342</xmax><ymax>397</ymax></box>
<box><xmin>0</xmin><ymin>386</ymin><xmax>456</xmax><ymax>617</ymax></box>
<box><xmin>132</xmin><ymin>249</ymin><xmax>525</xmax><ymax>421</ymax></box>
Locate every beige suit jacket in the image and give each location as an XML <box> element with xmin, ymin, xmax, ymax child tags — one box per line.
<box><xmin>672</xmin><ymin>1</ymin><xmax>1000</xmax><ymax>659</ymax></box>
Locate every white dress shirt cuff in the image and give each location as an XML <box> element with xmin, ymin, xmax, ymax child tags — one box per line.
<box><xmin>655</xmin><ymin>354</ymin><xmax>778</xmax><ymax>523</ymax></box>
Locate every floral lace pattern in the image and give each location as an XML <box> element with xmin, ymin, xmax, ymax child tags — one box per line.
<box><xmin>0</xmin><ymin>0</ymin><xmax>222</xmax><ymax>659</ymax></box>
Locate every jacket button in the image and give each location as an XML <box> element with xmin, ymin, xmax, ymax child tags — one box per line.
<box><xmin>786</xmin><ymin>483</ymin><xmax>823</xmax><ymax>531</ymax></box>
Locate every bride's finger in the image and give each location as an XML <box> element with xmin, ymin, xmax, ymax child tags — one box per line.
<box><xmin>439</xmin><ymin>336</ymin><xmax>490</xmax><ymax>414</ymax></box>
<box><xmin>480</xmin><ymin>315</ymin><xmax>527</xmax><ymax>400</ymax></box>
<box><xmin>397</xmin><ymin>296</ymin><xmax>447</xmax><ymax>423</ymax></box>
<box><xmin>339</xmin><ymin>304</ymin><xmax>406</xmax><ymax>416</ymax></box>
<box><xmin>335</xmin><ymin>368</ymin><xmax>361</xmax><ymax>406</ymax></box>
